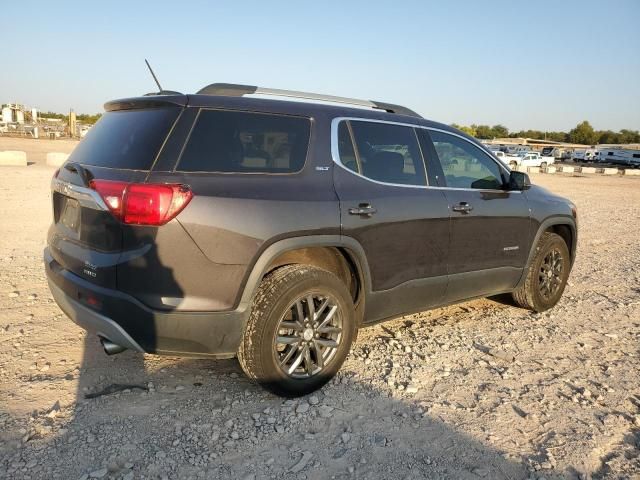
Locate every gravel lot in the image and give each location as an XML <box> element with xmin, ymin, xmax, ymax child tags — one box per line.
<box><xmin>0</xmin><ymin>137</ymin><xmax>78</xmax><ymax>166</ymax></box>
<box><xmin>0</xmin><ymin>162</ymin><xmax>639</xmax><ymax>479</ymax></box>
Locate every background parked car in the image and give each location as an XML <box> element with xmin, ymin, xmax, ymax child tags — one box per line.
<box><xmin>506</xmin><ymin>152</ymin><xmax>555</xmax><ymax>168</ymax></box>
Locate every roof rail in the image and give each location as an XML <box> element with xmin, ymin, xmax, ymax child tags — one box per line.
<box><xmin>195</xmin><ymin>83</ymin><xmax>422</xmax><ymax>118</ymax></box>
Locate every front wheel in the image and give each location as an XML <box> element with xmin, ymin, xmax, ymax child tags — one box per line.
<box><xmin>512</xmin><ymin>232</ymin><xmax>570</xmax><ymax>312</ymax></box>
<box><xmin>238</xmin><ymin>264</ymin><xmax>356</xmax><ymax>397</ymax></box>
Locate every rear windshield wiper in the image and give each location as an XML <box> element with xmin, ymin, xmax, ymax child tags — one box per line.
<box><xmin>64</xmin><ymin>162</ymin><xmax>93</xmax><ymax>187</ymax></box>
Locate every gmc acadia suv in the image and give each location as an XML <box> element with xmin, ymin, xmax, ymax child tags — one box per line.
<box><xmin>45</xmin><ymin>83</ymin><xmax>577</xmax><ymax>396</ymax></box>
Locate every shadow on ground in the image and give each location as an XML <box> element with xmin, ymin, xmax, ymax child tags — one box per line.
<box><xmin>0</xmin><ymin>332</ymin><xmax>590</xmax><ymax>480</ymax></box>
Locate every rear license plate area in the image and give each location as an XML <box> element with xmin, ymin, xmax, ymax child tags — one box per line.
<box><xmin>59</xmin><ymin>197</ymin><xmax>81</xmax><ymax>233</ymax></box>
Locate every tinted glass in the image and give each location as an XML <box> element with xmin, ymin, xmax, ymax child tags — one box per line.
<box><xmin>69</xmin><ymin>107</ymin><xmax>179</xmax><ymax>170</ymax></box>
<box><xmin>337</xmin><ymin>122</ymin><xmax>358</xmax><ymax>173</ymax></box>
<box><xmin>429</xmin><ymin>131</ymin><xmax>504</xmax><ymax>189</ymax></box>
<box><xmin>178</xmin><ymin>110</ymin><xmax>310</xmax><ymax>173</ymax></box>
<box><xmin>349</xmin><ymin>121</ymin><xmax>426</xmax><ymax>186</ymax></box>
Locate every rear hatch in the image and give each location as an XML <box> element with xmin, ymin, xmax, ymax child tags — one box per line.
<box><xmin>48</xmin><ymin>100</ymin><xmax>183</xmax><ymax>289</ymax></box>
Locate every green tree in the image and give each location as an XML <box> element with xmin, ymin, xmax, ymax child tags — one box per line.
<box><xmin>618</xmin><ymin>129</ymin><xmax>640</xmax><ymax>144</ymax></box>
<box><xmin>76</xmin><ymin>113</ymin><xmax>102</xmax><ymax>125</ymax></box>
<box><xmin>547</xmin><ymin>131</ymin><xmax>569</xmax><ymax>142</ymax></box>
<box><xmin>451</xmin><ymin>123</ymin><xmax>477</xmax><ymax>137</ymax></box>
<box><xmin>596</xmin><ymin>130</ymin><xmax>619</xmax><ymax>144</ymax></box>
<box><xmin>568</xmin><ymin>121</ymin><xmax>597</xmax><ymax>145</ymax></box>
<box><xmin>474</xmin><ymin>125</ymin><xmax>493</xmax><ymax>139</ymax></box>
<box><xmin>491</xmin><ymin>124</ymin><xmax>509</xmax><ymax>138</ymax></box>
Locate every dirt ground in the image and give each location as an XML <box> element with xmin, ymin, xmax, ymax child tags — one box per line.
<box><xmin>0</xmin><ymin>137</ymin><xmax>78</xmax><ymax>165</ymax></box>
<box><xmin>0</xmin><ymin>160</ymin><xmax>638</xmax><ymax>479</ymax></box>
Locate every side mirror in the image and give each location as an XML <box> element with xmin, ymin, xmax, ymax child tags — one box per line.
<box><xmin>508</xmin><ymin>171</ymin><xmax>531</xmax><ymax>191</ymax></box>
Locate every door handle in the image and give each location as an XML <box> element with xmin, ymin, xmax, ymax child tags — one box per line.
<box><xmin>452</xmin><ymin>202</ymin><xmax>473</xmax><ymax>213</ymax></box>
<box><xmin>348</xmin><ymin>203</ymin><xmax>377</xmax><ymax>217</ymax></box>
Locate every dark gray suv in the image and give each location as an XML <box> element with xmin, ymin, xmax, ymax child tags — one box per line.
<box><xmin>45</xmin><ymin>83</ymin><xmax>577</xmax><ymax>396</ymax></box>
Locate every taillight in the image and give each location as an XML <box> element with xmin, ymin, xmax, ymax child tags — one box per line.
<box><xmin>90</xmin><ymin>180</ymin><xmax>193</xmax><ymax>226</ymax></box>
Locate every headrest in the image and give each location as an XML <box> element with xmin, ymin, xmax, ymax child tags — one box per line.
<box><xmin>364</xmin><ymin>150</ymin><xmax>405</xmax><ymax>181</ymax></box>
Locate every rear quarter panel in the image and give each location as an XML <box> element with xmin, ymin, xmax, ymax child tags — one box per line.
<box><xmin>143</xmin><ymin>111</ymin><xmax>340</xmax><ymax>311</ymax></box>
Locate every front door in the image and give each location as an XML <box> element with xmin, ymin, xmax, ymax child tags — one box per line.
<box><xmin>332</xmin><ymin>119</ymin><xmax>450</xmax><ymax>322</ymax></box>
<box><xmin>425</xmin><ymin>129</ymin><xmax>531</xmax><ymax>302</ymax></box>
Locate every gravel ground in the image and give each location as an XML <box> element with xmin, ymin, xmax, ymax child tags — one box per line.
<box><xmin>0</xmin><ymin>165</ymin><xmax>639</xmax><ymax>480</ymax></box>
<box><xmin>0</xmin><ymin>137</ymin><xmax>78</xmax><ymax>165</ymax></box>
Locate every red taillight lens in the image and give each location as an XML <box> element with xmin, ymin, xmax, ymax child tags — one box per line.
<box><xmin>90</xmin><ymin>180</ymin><xmax>127</xmax><ymax>219</ymax></box>
<box><xmin>90</xmin><ymin>180</ymin><xmax>193</xmax><ymax>226</ymax></box>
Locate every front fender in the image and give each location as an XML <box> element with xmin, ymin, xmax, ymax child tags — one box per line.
<box><xmin>515</xmin><ymin>215</ymin><xmax>577</xmax><ymax>289</ymax></box>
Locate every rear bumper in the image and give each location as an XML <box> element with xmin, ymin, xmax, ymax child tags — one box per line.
<box><xmin>44</xmin><ymin>248</ymin><xmax>247</xmax><ymax>358</ymax></box>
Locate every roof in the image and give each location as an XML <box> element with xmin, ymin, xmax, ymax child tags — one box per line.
<box><xmin>104</xmin><ymin>84</ymin><xmax>467</xmax><ymax>140</ymax></box>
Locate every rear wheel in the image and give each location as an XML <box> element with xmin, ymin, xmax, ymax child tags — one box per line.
<box><xmin>512</xmin><ymin>232</ymin><xmax>570</xmax><ymax>312</ymax></box>
<box><xmin>541</xmin><ymin>161</ymin><xmax>548</xmax><ymax>168</ymax></box>
<box><xmin>238</xmin><ymin>264</ymin><xmax>356</xmax><ymax>397</ymax></box>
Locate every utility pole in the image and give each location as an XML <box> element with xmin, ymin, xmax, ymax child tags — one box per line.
<box><xmin>69</xmin><ymin>109</ymin><xmax>77</xmax><ymax>138</ymax></box>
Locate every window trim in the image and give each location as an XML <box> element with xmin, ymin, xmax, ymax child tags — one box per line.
<box><xmin>174</xmin><ymin>107</ymin><xmax>313</xmax><ymax>175</ymax></box>
<box><xmin>340</xmin><ymin>119</ymin><xmax>429</xmax><ymax>188</ymax></box>
<box><xmin>330</xmin><ymin>117</ymin><xmax>516</xmax><ymax>193</ymax></box>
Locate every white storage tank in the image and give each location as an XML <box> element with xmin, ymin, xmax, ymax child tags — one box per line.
<box><xmin>16</xmin><ymin>110</ymin><xmax>24</xmax><ymax>124</ymax></box>
<box><xmin>1</xmin><ymin>107</ymin><xmax>11</xmax><ymax>123</ymax></box>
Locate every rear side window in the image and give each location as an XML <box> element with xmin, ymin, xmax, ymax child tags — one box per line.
<box><xmin>69</xmin><ymin>107</ymin><xmax>180</xmax><ymax>170</ymax></box>
<box><xmin>347</xmin><ymin>121</ymin><xmax>426</xmax><ymax>186</ymax></box>
<box><xmin>178</xmin><ymin>110</ymin><xmax>311</xmax><ymax>173</ymax></box>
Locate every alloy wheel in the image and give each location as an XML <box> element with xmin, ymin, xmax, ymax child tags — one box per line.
<box><xmin>274</xmin><ymin>293</ymin><xmax>343</xmax><ymax>379</ymax></box>
<box><xmin>538</xmin><ymin>248</ymin><xmax>564</xmax><ymax>300</ymax></box>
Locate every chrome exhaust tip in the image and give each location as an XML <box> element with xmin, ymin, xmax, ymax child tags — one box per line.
<box><xmin>100</xmin><ymin>337</ymin><xmax>126</xmax><ymax>355</ymax></box>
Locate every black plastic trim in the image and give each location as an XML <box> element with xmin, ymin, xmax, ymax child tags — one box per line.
<box><xmin>45</xmin><ymin>249</ymin><xmax>245</xmax><ymax>358</ymax></box>
<box><xmin>515</xmin><ymin>216</ymin><xmax>577</xmax><ymax>289</ymax></box>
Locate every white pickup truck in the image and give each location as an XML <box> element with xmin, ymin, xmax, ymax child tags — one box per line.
<box><xmin>505</xmin><ymin>152</ymin><xmax>555</xmax><ymax>168</ymax></box>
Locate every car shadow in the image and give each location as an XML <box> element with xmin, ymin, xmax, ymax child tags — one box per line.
<box><xmin>1</xmin><ymin>325</ymin><xmax>596</xmax><ymax>480</ymax></box>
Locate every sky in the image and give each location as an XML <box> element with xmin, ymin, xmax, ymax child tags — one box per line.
<box><xmin>2</xmin><ymin>0</ymin><xmax>639</xmax><ymax>132</ymax></box>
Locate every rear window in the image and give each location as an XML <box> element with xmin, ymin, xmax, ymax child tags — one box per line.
<box><xmin>68</xmin><ymin>107</ymin><xmax>179</xmax><ymax>170</ymax></box>
<box><xmin>177</xmin><ymin>110</ymin><xmax>311</xmax><ymax>173</ymax></box>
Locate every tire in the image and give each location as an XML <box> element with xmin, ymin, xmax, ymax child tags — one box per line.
<box><xmin>541</xmin><ymin>161</ymin><xmax>548</xmax><ymax>168</ymax></box>
<box><xmin>238</xmin><ymin>264</ymin><xmax>356</xmax><ymax>397</ymax></box>
<box><xmin>512</xmin><ymin>232</ymin><xmax>570</xmax><ymax>312</ymax></box>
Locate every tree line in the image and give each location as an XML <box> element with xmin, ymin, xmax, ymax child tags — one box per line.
<box><xmin>451</xmin><ymin>121</ymin><xmax>640</xmax><ymax>145</ymax></box>
<box><xmin>37</xmin><ymin>111</ymin><xmax>102</xmax><ymax>125</ymax></box>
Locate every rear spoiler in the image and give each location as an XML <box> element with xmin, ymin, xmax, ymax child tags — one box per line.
<box><xmin>104</xmin><ymin>94</ymin><xmax>188</xmax><ymax>112</ymax></box>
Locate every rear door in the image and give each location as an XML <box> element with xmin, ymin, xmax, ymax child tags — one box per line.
<box><xmin>424</xmin><ymin>129</ymin><xmax>530</xmax><ymax>302</ymax></box>
<box><xmin>48</xmin><ymin>104</ymin><xmax>182</xmax><ymax>289</ymax></box>
<box><xmin>332</xmin><ymin>119</ymin><xmax>450</xmax><ymax>322</ymax></box>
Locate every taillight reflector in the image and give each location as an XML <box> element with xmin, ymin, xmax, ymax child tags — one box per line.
<box><xmin>89</xmin><ymin>180</ymin><xmax>193</xmax><ymax>226</ymax></box>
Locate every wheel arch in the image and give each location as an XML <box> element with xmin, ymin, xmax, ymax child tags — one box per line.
<box><xmin>515</xmin><ymin>216</ymin><xmax>577</xmax><ymax>289</ymax></box>
<box><xmin>236</xmin><ymin>235</ymin><xmax>372</xmax><ymax>315</ymax></box>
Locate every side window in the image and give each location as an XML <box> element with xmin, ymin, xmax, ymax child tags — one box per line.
<box><xmin>348</xmin><ymin>121</ymin><xmax>427</xmax><ymax>186</ymax></box>
<box><xmin>429</xmin><ymin>131</ymin><xmax>505</xmax><ymax>190</ymax></box>
<box><xmin>178</xmin><ymin>110</ymin><xmax>310</xmax><ymax>173</ymax></box>
<box><xmin>337</xmin><ymin>121</ymin><xmax>358</xmax><ymax>174</ymax></box>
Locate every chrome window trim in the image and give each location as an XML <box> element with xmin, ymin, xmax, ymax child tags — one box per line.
<box><xmin>51</xmin><ymin>178</ymin><xmax>108</xmax><ymax>211</ymax></box>
<box><xmin>330</xmin><ymin>116</ymin><xmax>519</xmax><ymax>194</ymax></box>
